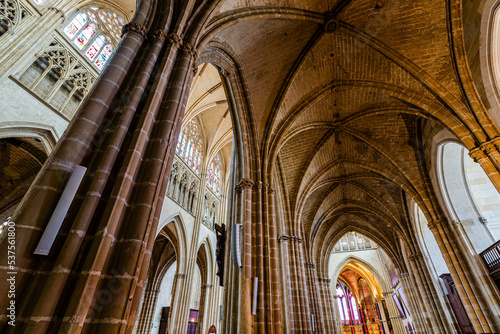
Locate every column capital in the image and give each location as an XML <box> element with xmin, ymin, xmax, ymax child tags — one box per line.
<box><xmin>382</xmin><ymin>291</ymin><xmax>393</xmax><ymax>297</ymax></box>
<box><xmin>121</xmin><ymin>22</ymin><xmax>147</xmax><ymax>39</ymax></box>
<box><xmin>408</xmin><ymin>253</ymin><xmax>422</xmax><ymax>262</ymax></box>
<box><xmin>399</xmin><ymin>272</ymin><xmax>410</xmax><ymax>279</ymax></box>
<box><xmin>167</xmin><ymin>33</ymin><xmax>183</xmax><ymax>47</ymax></box>
<box><xmin>427</xmin><ymin>219</ymin><xmax>445</xmax><ymax>231</ymax></box>
<box><xmin>469</xmin><ymin>137</ymin><xmax>500</xmax><ymax>162</ymax></box>
<box><xmin>175</xmin><ymin>273</ymin><xmax>188</xmax><ymax>279</ymax></box>
<box><xmin>317</xmin><ymin>277</ymin><xmax>331</xmax><ymax>284</ymax></box>
<box><xmin>151</xmin><ymin>30</ymin><xmax>167</xmax><ymax>42</ymax></box>
<box><xmin>278</xmin><ymin>234</ymin><xmax>289</xmax><ymax>243</ymax></box>
<box><xmin>278</xmin><ymin>234</ymin><xmax>302</xmax><ymax>243</ymax></box>
<box><xmin>304</xmin><ymin>262</ymin><xmax>315</xmax><ymax>269</ymax></box>
<box><xmin>235</xmin><ymin>178</ymin><xmax>254</xmax><ymax>192</ymax></box>
<box><xmin>252</xmin><ymin>181</ymin><xmax>264</xmax><ymax>191</ymax></box>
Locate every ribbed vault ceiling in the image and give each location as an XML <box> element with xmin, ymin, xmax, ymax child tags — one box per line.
<box><xmin>202</xmin><ymin>0</ymin><xmax>481</xmax><ymax>268</ymax></box>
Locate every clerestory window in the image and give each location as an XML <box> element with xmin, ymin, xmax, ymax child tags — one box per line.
<box><xmin>62</xmin><ymin>7</ymin><xmax>125</xmax><ymax>71</ymax></box>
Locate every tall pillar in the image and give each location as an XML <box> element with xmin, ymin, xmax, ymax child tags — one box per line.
<box><xmin>397</xmin><ymin>271</ymin><xmax>427</xmax><ymax>334</ymax></box>
<box><xmin>0</xmin><ymin>0</ymin><xmax>225</xmax><ymax>331</ymax></box>
<box><xmin>382</xmin><ymin>291</ymin><xmax>405</xmax><ymax>334</ymax></box>
<box><xmin>318</xmin><ymin>277</ymin><xmax>337</xmax><ymax>334</ymax></box>
<box><xmin>375</xmin><ymin>297</ymin><xmax>391</xmax><ymax>334</ymax></box>
<box><xmin>406</xmin><ymin>254</ymin><xmax>451</xmax><ymax>333</ymax></box>
<box><xmin>332</xmin><ymin>293</ymin><xmax>343</xmax><ymax>334</ymax></box>
<box><xmin>250</xmin><ymin>182</ymin><xmax>283</xmax><ymax>333</ymax></box>
<box><xmin>279</xmin><ymin>235</ymin><xmax>312</xmax><ymax>333</ymax></box>
<box><xmin>428</xmin><ymin>219</ymin><xmax>499</xmax><ymax>333</ymax></box>
<box><xmin>304</xmin><ymin>263</ymin><xmax>325</xmax><ymax>333</ymax></box>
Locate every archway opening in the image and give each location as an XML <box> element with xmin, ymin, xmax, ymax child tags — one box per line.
<box><xmin>438</xmin><ymin>141</ymin><xmax>500</xmax><ymax>252</ymax></box>
<box><xmin>330</xmin><ymin>232</ymin><xmax>417</xmax><ymax>334</ymax></box>
<box><xmin>0</xmin><ymin>136</ymin><xmax>48</xmax><ymax>224</ymax></box>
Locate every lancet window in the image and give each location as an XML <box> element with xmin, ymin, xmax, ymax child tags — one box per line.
<box><xmin>62</xmin><ymin>7</ymin><xmax>125</xmax><ymax>71</ymax></box>
<box><xmin>206</xmin><ymin>153</ymin><xmax>221</xmax><ymax>196</ymax></box>
<box><xmin>336</xmin><ymin>282</ymin><xmax>360</xmax><ymax>326</ymax></box>
<box><xmin>176</xmin><ymin>120</ymin><xmax>202</xmax><ymax>174</ymax></box>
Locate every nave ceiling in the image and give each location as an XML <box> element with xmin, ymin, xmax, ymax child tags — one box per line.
<box><xmin>198</xmin><ymin>0</ymin><xmax>496</xmax><ymax>270</ymax></box>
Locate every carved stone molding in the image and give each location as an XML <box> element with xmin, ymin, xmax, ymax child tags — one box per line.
<box><xmin>235</xmin><ymin>178</ymin><xmax>254</xmax><ymax>192</ymax></box>
<box><xmin>469</xmin><ymin>137</ymin><xmax>500</xmax><ymax>162</ymax></box>
<box><xmin>382</xmin><ymin>291</ymin><xmax>393</xmax><ymax>297</ymax></box>
<box><xmin>399</xmin><ymin>272</ymin><xmax>410</xmax><ymax>279</ymax></box>
<box><xmin>427</xmin><ymin>220</ymin><xmax>444</xmax><ymax>232</ymax></box>
<box><xmin>323</xmin><ymin>15</ymin><xmax>338</xmax><ymax>33</ymax></box>
<box><xmin>304</xmin><ymin>262</ymin><xmax>315</xmax><ymax>269</ymax></box>
<box><xmin>408</xmin><ymin>253</ymin><xmax>422</xmax><ymax>262</ymax></box>
<box><xmin>277</xmin><ymin>235</ymin><xmax>289</xmax><ymax>243</ymax></box>
<box><xmin>253</xmin><ymin>181</ymin><xmax>263</xmax><ymax>191</ymax></box>
<box><xmin>121</xmin><ymin>22</ymin><xmax>147</xmax><ymax>39</ymax></box>
<box><xmin>167</xmin><ymin>33</ymin><xmax>183</xmax><ymax>47</ymax></box>
<box><xmin>152</xmin><ymin>29</ymin><xmax>167</xmax><ymax>43</ymax></box>
<box><xmin>317</xmin><ymin>277</ymin><xmax>331</xmax><ymax>284</ymax></box>
<box><xmin>278</xmin><ymin>235</ymin><xmax>302</xmax><ymax>243</ymax></box>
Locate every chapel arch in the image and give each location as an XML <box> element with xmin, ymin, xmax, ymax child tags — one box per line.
<box><xmin>437</xmin><ymin>141</ymin><xmax>500</xmax><ymax>252</ymax></box>
<box><xmin>133</xmin><ymin>220</ymin><xmax>180</xmax><ymax>334</ymax></box>
<box><xmin>330</xmin><ymin>250</ymin><xmax>403</xmax><ymax>334</ymax></box>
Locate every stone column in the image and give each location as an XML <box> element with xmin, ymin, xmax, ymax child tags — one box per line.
<box><xmin>428</xmin><ymin>219</ymin><xmax>498</xmax><ymax>333</ymax></box>
<box><xmin>382</xmin><ymin>291</ymin><xmax>405</xmax><ymax>334</ymax></box>
<box><xmin>135</xmin><ymin>281</ymin><xmax>160</xmax><ymax>334</ymax></box>
<box><xmin>318</xmin><ymin>277</ymin><xmax>337</xmax><ymax>334</ymax></box>
<box><xmin>0</xmin><ymin>0</ymin><xmax>224</xmax><ymax>331</ymax></box>
<box><xmin>304</xmin><ymin>263</ymin><xmax>325</xmax><ymax>333</ymax></box>
<box><xmin>168</xmin><ymin>272</ymin><xmax>189</xmax><ymax>334</ymax></box>
<box><xmin>250</xmin><ymin>182</ymin><xmax>283</xmax><ymax>333</ymax></box>
<box><xmin>406</xmin><ymin>254</ymin><xmax>451</xmax><ymax>333</ymax></box>
<box><xmin>375</xmin><ymin>297</ymin><xmax>391</xmax><ymax>334</ymax></box>
<box><xmin>397</xmin><ymin>271</ymin><xmax>427</xmax><ymax>334</ymax></box>
<box><xmin>279</xmin><ymin>235</ymin><xmax>313</xmax><ymax>333</ymax></box>
<box><xmin>332</xmin><ymin>293</ymin><xmax>343</xmax><ymax>334</ymax></box>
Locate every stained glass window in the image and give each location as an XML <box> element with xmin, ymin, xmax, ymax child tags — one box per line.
<box><xmin>350</xmin><ymin>295</ymin><xmax>359</xmax><ymax>320</ymax></box>
<box><xmin>336</xmin><ymin>285</ymin><xmax>346</xmax><ymax>321</ymax></box>
<box><xmin>33</xmin><ymin>0</ymin><xmax>47</xmax><ymax>5</ymax></box>
<box><xmin>175</xmin><ymin>120</ymin><xmax>202</xmax><ymax>174</ymax></box>
<box><xmin>206</xmin><ymin>153</ymin><xmax>221</xmax><ymax>196</ymax></box>
<box><xmin>62</xmin><ymin>7</ymin><xmax>126</xmax><ymax>71</ymax></box>
<box><xmin>64</xmin><ymin>13</ymin><xmax>86</xmax><ymax>39</ymax></box>
<box><xmin>86</xmin><ymin>36</ymin><xmax>105</xmax><ymax>60</ymax></box>
<box><xmin>74</xmin><ymin>24</ymin><xmax>96</xmax><ymax>49</ymax></box>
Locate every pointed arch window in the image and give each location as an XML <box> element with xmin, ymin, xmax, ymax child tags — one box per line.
<box><xmin>175</xmin><ymin>120</ymin><xmax>202</xmax><ymax>174</ymax></box>
<box><xmin>336</xmin><ymin>281</ymin><xmax>361</xmax><ymax>325</ymax></box>
<box><xmin>62</xmin><ymin>7</ymin><xmax>126</xmax><ymax>71</ymax></box>
<box><xmin>206</xmin><ymin>153</ymin><xmax>221</xmax><ymax>196</ymax></box>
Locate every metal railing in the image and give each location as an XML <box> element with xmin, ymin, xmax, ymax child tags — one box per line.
<box><xmin>480</xmin><ymin>240</ymin><xmax>500</xmax><ymax>271</ymax></box>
